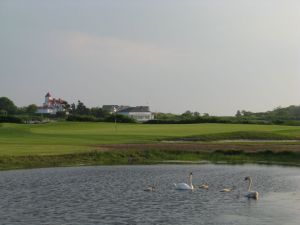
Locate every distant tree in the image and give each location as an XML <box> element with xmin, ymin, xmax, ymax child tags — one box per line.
<box><xmin>16</xmin><ymin>107</ymin><xmax>27</xmax><ymax>115</ymax></box>
<box><xmin>154</xmin><ymin>112</ymin><xmax>178</xmax><ymax>120</ymax></box>
<box><xmin>235</xmin><ymin>110</ymin><xmax>242</xmax><ymax>117</ymax></box>
<box><xmin>64</xmin><ymin>102</ymin><xmax>70</xmax><ymax>113</ymax></box>
<box><xmin>26</xmin><ymin>104</ymin><xmax>38</xmax><ymax>114</ymax></box>
<box><xmin>90</xmin><ymin>107</ymin><xmax>110</xmax><ymax>118</ymax></box>
<box><xmin>193</xmin><ymin>111</ymin><xmax>200</xmax><ymax>117</ymax></box>
<box><xmin>70</xmin><ymin>103</ymin><xmax>76</xmax><ymax>114</ymax></box>
<box><xmin>0</xmin><ymin>97</ymin><xmax>17</xmax><ymax>115</ymax></box>
<box><xmin>181</xmin><ymin>110</ymin><xmax>194</xmax><ymax>119</ymax></box>
<box><xmin>241</xmin><ymin>110</ymin><xmax>252</xmax><ymax>117</ymax></box>
<box><xmin>76</xmin><ymin>100</ymin><xmax>90</xmax><ymax>115</ymax></box>
<box><xmin>203</xmin><ymin>113</ymin><xmax>210</xmax><ymax>117</ymax></box>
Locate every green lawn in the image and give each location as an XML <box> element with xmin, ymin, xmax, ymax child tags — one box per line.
<box><xmin>1</xmin><ymin>122</ymin><xmax>300</xmax><ymax>156</ymax></box>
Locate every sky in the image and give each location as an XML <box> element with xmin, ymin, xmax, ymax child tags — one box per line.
<box><xmin>1</xmin><ymin>0</ymin><xmax>300</xmax><ymax>115</ymax></box>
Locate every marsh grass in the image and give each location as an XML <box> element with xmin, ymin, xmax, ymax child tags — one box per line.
<box><xmin>167</xmin><ymin>131</ymin><xmax>298</xmax><ymax>142</ymax></box>
<box><xmin>1</xmin><ymin>149</ymin><xmax>300</xmax><ymax>170</ymax></box>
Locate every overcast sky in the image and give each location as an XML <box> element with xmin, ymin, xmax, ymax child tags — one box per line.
<box><xmin>1</xmin><ymin>0</ymin><xmax>300</xmax><ymax>115</ymax></box>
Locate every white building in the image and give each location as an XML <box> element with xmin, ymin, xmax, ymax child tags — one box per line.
<box><xmin>117</xmin><ymin>106</ymin><xmax>154</xmax><ymax>122</ymax></box>
<box><xmin>36</xmin><ymin>92</ymin><xmax>67</xmax><ymax>115</ymax></box>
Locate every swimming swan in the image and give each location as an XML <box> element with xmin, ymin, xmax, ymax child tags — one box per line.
<box><xmin>220</xmin><ymin>186</ymin><xmax>235</xmax><ymax>192</ymax></box>
<box><xmin>174</xmin><ymin>172</ymin><xmax>194</xmax><ymax>190</ymax></box>
<box><xmin>144</xmin><ymin>186</ymin><xmax>155</xmax><ymax>192</ymax></box>
<box><xmin>244</xmin><ymin>176</ymin><xmax>259</xmax><ymax>199</ymax></box>
<box><xmin>199</xmin><ymin>183</ymin><xmax>209</xmax><ymax>190</ymax></box>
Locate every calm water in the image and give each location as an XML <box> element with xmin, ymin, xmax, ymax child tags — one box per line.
<box><xmin>0</xmin><ymin>164</ymin><xmax>300</xmax><ymax>225</ymax></box>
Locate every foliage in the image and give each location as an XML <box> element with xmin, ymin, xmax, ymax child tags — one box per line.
<box><xmin>66</xmin><ymin>113</ymin><xmax>135</xmax><ymax>123</ymax></box>
<box><xmin>67</xmin><ymin>115</ymin><xmax>98</xmax><ymax>122</ymax></box>
<box><xmin>0</xmin><ymin>97</ymin><xmax>17</xmax><ymax>115</ymax></box>
<box><xmin>0</xmin><ymin>115</ymin><xmax>23</xmax><ymax>123</ymax></box>
<box><xmin>90</xmin><ymin>107</ymin><xmax>110</xmax><ymax>118</ymax></box>
<box><xmin>236</xmin><ymin>105</ymin><xmax>300</xmax><ymax>121</ymax></box>
<box><xmin>104</xmin><ymin>114</ymin><xmax>136</xmax><ymax>123</ymax></box>
<box><xmin>26</xmin><ymin>104</ymin><xmax>38</xmax><ymax>114</ymax></box>
<box><xmin>75</xmin><ymin>100</ymin><xmax>90</xmax><ymax>115</ymax></box>
<box><xmin>148</xmin><ymin>105</ymin><xmax>300</xmax><ymax>125</ymax></box>
<box><xmin>2</xmin><ymin>94</ymin><xmax>300</xmax><ymax>126</ymax></box>
<box><xmin>1</xmin><ymin>148</ymin><xmax>300</xmax><ymax>170</ymax></box>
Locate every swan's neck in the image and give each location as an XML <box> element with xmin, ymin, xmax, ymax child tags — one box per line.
<box><xmin>247</xmin><ymin>178</ymin><xmax>252</xmax><ymax>192</ymax></box>
<box><xmin>189</xmin><ymin>175</ymin><xmax>193</xmax><ymax>188</ymax></box>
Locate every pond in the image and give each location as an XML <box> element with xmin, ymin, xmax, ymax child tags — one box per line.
<box><xmin>0</xmin><ymin>164</ymin><xmax>299</xmax><ymax>225</ymax></box>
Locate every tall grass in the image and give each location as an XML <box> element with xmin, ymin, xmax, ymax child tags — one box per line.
<box><xmin>1</xmin><ymin>149</ymin><xmax>300</xmax><ymax>170</ymax></box>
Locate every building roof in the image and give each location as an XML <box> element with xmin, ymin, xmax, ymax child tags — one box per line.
<box><xmin>45</xmin><ymin>92</ymin><xmax>51</xmax><ymax>97</ymax></box>
<box><xmin>118</xmin><ymin>106</ymin><xmax>150</xmax><ymax>113</ymax></box>
<box><xmin>102</xmin><ymin>105</ymin><xmax>119</xmax><ymax>111</ymax></box>
<box><xmin>48</xmin><ymin>98</ymin><xmax>66</xmax><ymax>104</ymax></box>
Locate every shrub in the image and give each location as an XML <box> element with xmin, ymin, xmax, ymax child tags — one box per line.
<box><xmin>66</xmin><ymin>115</ymin><xmax>98</xmax><ymax>122</ymax></box>
<box><xmin>0</xmin><ymin>115</ymin><xmax>23</xmax><ymax>123</ymax></box>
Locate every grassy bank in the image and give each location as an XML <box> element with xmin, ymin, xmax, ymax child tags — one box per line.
<box><xmin>167</xmin><ymin>131</ymin><xmax>299</xmax><ymax>142</ymax></box>
<box><xmin>1</xmin><ymin>122</ymin><xmax>300</xmax><ymax>170</ymax></box>
<box><xmin>1</xmin><ymin>122</ymin><xmax>300</xmax><ymax>156</ymax></box>
<box><xmin>1</xmin><ymin>149</ymin><xmax>300</xmax><ymax>170</ymax></box>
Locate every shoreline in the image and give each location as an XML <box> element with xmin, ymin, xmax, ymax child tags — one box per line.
<box><xmin>1</xmin><ymin>142</ymin><xmax>300</xmax><ymax>171</ymax></box>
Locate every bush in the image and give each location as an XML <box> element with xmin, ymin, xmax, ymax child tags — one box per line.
<box><xmin>0</xmin><ymin>115</ymin><xmax>23</xmax><ymax>123</ymax></box>
<box><xmin>66</xmin><ymin>115</ymin><xmax>99</xmax><ymax>122</ymax></box>
<box><xmin>104</xmin><ymin>114</ymin><xmax>136</xmax><ymax>123</ymax></box>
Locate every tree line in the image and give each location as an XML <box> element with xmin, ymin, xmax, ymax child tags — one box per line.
<box><xmin>0</xmin><ymin>97</ymin><xmax>135</xmax><ymax>123</ymax></box>
<box><xmin>1</xmin><ymin>96</ymin><xmax>300</xmax><ymax>125</ymax></box>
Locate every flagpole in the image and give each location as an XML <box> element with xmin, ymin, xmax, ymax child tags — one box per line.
<box><xmin>114</xmin><ymin>107</ymin><xmax>117</xmax><ymax>132</ymax></box>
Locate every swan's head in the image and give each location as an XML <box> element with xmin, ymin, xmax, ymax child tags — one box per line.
<box><xmin>244</xmin><ymin>176</ymin><xmax>251</xmax><ymax>181</ymax></box>
<box><xmin>189</xmin><ymin>172</ymin><xmax>193</xmax><ymax>176</ymax></box>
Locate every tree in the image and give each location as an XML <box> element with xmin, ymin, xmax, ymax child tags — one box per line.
<box><xmin>76</xmin><ymin>100</ymin><xmax>90</xmax><ymax>115</ymax></box>
<box><xmin>26</xmin><ymin>104</ymin><xmax>38</xmax><ymax>114</ymax></box>
<box><xmin>235</xmin><ymin>110</ymin><xmax>242</xmax><ymax>117</ymax></box>
<box><xmin>16</xmin><ymin>107</ymin><xmax>27</xmax><ymax>115</ymax></box>
<box><xmin>63</xmin><ymin>102</ymin><xmax>71</xmax><ymax>114</ymax></box>
<box><xmin>70</xmin><ymin>103</ymin><xmax>76</xmax><ymax>114</ymax></box>
<box><xmin>181</xmin><ymin>110</ymin><xmax>193</xmax><ymax>119</ymax></box>
<box><xmin>0</xmin><ymin>110</ymin><xmax>7</xmax><ymax>116</ymax></box>
<box><xmin>90</xmin><ymin>107</ymin><xmax>110</xmax><ymax>118</ymax></box>
<box><xmin>241</xmin><ymin>110</ymin><xmax>252</xmax><ymax>117</ymax></box>
<box><xmin>0</xmin><ymin>97</ymin><xmax>17</xmax><ymax>115</ymax></box>
<box><xmin>193</xmin><ymin>111</ymin><xmax>200</xmax><ymax>117</ymax></box>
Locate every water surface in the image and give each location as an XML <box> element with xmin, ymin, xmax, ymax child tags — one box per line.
<box><xmin>0</xmin><ymin>164</ymin><xmax>299</xmax><ymax>225</ymax></box>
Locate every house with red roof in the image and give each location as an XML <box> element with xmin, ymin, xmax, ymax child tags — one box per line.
<box><xmin>36</xmin><ymin>92</ymin><xmax>67</xmax><ymax>115</ymax></box>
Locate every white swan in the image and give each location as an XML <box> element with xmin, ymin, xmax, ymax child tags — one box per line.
<box><xmin>174</xmin><ymin>172</ymin><xmax>194</xmax><ymax>190</ymax></box>
<box><xmin>244</xmin><ymin>176</ymin><xmax>259</xmax><ymax>199</ymax></box>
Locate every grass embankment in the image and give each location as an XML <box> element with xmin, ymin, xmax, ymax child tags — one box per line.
<box><xmin>166</xmin><ymin>130</ymin><xmax>298</xmax><ymax>142</ymax></box>
<box><xmin>1</xmin><ymin>122</ymin><xmax>300</xmax><ymax>170</ymax></box>
<box><xmin>1</xmin><ymin>150</ymin><xmax>300</xmax><ymax>170</ymax></box>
